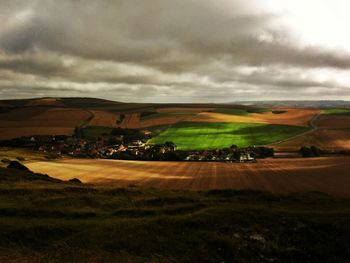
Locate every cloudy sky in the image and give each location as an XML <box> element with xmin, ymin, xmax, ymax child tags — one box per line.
<box><xmin>1</xmin><ymin>0</ymin><xmax>350</xmax><ymax>102</ymax></box>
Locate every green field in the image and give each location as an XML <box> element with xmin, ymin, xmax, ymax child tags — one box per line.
<box><xmin>322</xmin><ymin>108</ymin><xmax>350</xmax><ymax>115</ymax></box>
<box><xmin>149</xmin><ymin>122</ymin><xmax>310</xmax><ymax>150</ymax></box>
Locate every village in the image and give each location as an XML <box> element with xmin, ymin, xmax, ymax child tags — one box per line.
<box><xmin>0</xmin><ymin>128</ymin><xmax>272</xmax><ymax>162</ymax></box>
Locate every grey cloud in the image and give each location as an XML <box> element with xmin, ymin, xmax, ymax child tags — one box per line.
<box><xmin>0</xmin><ymin>53</ymin><xmax>73</xmax><ymax>77</ymax></box>
<box><xmin>0</xmin><ymin>0</ymin><xmax>350</xmax><ymax>101</ymax></box>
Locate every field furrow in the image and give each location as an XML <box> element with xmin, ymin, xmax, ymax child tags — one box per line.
<box><xmin>27</xmin><ymin>157</ymin><xmax>350</xmax><ymax>197</ymax></box>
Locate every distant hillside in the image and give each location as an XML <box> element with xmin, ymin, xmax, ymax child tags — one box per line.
<box><xmin>234</xmin><ymin>100</ymin><xmax>350</xmax><ymax>108</ymax></box>
<box><xmin>0</xmin><ymin>97</ymin><xmax>272</xmax><ymax>112</ymax></box>
<box><xmin>0</xmin><ymin>97</ymin><xmax>123</xmax><ymax>108</ymax></box>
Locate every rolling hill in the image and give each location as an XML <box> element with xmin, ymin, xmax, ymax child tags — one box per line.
<box><xmin>1</xmin><ymin>97</ymin><xmax>350</xmax><ymax>150</ymax></box>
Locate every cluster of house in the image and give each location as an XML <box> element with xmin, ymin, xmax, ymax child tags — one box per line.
<box><xmin>103</xmin><ymin>140</ymin><xmax>177</xmax><ymax>159</ymax></box>
<box><xmin>16</xmin><ymin>135</ymin><xmax>176</xmax><ymax>159</ymax></box>
<box><xmin>184</xmin><ymin>149</ymin><xmax>256</xmax><ymax>162</ymax></box>
<box><xmin>2</xmin><ymin>134</ymin><xmax>264</xmax><ymax>162</ymax></box>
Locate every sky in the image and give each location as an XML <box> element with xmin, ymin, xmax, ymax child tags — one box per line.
<box><xmin>1</xmin><ymin>0</ymin><xmax>350</xmax><ymax>103</ymax></box>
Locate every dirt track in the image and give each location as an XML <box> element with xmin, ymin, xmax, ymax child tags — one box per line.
<box><xmin>275</xmin><ymin>115</ymin><xmax>350</xmax><ymax>150</ymax></box>
<box><xmin>27</xmin><ymin>157</ymin><xmax>350</xmax><ymax>197</ymax></box>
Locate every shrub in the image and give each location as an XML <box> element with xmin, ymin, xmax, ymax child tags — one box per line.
<box><xmin>44</xmin><ymin>153</ymin><xmax>60</xmax><ymax>160</ymax></box>
<box><xmin>16</xmin><ymin>156</ymin><xmax>25</xmax><ymax>161</ymax></box>
<box><xmin>1</xmin><ymin>158</ymin><xmax>11</xmax><ymax>164</ymax></box>
<box><xmin>7</xmin><ymin>161</ymin><xmax>30</xmax><ymax>171</ymax></box>
<box><xmin>272</xmin><ymin>110</ymin><xmax>287</xmax><ymax>114</ymax></box>
<box><xmin>300</xmin><ymin>146</ymin><xmax>321</xmax><ymax>157</ymax></box>
<box><xmin>310</xmin><ymin>146</ymin><xmax>321</xmax><ymax>157</ymax></box>
<box><xmin>69</xmin><ymin>178</ymin><xmax>82</xmax><ymax>184</ymax></box>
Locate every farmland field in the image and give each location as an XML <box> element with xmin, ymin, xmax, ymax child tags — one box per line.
<box><xmin>274</xmin><ymin>112</ymin><xmax>350</xmax><ymax>150</ymax></box>
<box><xmin>0</xmin><ymin>108</ymin><xmax>93</xmax><ymax>139</ymax></box>
<box><xmin>322</xmin><ymin>108</ymin><xmax>350</xmax><ymax>115</ymax></box>
<box><xmin>1</xmin><ymin>97</ymin><xmax>348</xmax><ymax>150</ymax></box>
<box><xmin>27</xmin><ymin>156</ymin><xmax>350</xmax><ymax>197</ymax></box>
<box><xmin>149</xmin><ymin>122</ymin><xmax>310</xmax><ymax>150</ymax></box>
<box><xmin>88</xmin><ymin>110</ymin><xmax>118</xmax><ymax>127</ymax></box>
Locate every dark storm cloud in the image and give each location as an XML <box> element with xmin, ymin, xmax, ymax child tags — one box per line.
<box><xmin>0</xmin><ymin>53</ymin><xmax>73</xmax><ymax>77</ymax></box>
<box><xmin>0</xmin><ymin>0</ymin><xmax>350</xmax><ymax>101</ymax></box>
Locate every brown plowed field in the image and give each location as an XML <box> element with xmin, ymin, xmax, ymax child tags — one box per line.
<box><xmin>140</xmin><ymin>115</ymin><xmax>196</xmax><ymax>128</ymax></box>
<box><xmin>81</xmin><ymin>107</ymin><xmax>319</xmax><ymax>130</ymax></box>
<box><xmin>28</xmin><ymin>108</ymin><xmax>92</xmax><ymax>126</ymax></box>
<box><xmin>89</xmin><ymin>110</ymin><xmax>119</xmax><ymax>127</ymax></box>
<box><xmin>0</xmin><ymin>107</ymin><xmax>49</xmax><ymax>121</ymax></box>
<box><xmin>0</xmin><ymin>108</ymin><xmax>92</xmax><ymax>139</ymax></box>
<box><xmin>27</xmin><ymin>157</ymin><xmax>350</xmax><ymax>197</ymax></box>
<box><xmin>118</xmin><ymin>113</ymin><xmax>141</xmax><ymax>129</ymax></box>
<box><xmin>275</xmin><ymin>115</ymin><xmax>350</xmax><ymax>150</ymax></box>
<box><xmin>25</xmin><ymin>98</ymin><xmax>64</xmax><ymax>107</ymax></box>
<box><xmin>157</xmin><ymin>107</ymin><xmax>214</xmax><ymax>113</ymax></box>
<box><xmin>0</xmin><ymin>127</ymin><xmax>75</xmax><ymax>139</ymax></box>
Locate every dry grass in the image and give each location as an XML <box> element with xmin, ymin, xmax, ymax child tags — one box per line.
<box><xmin>251</xmin><ymin>108</ymin><xmax>320</xmax><ymax>126</ymax></box>
<box><xmin>191</xmin><ymin>108</ymin><xmax>319</xmax><ymax>127</ymax></box>
<box><xmin>190</xmin><ymin>112</ymin><xmax>264</xmax><ymax>124</ymax></box>
<box><xmin>0</xmin><ymin>173</ymin><xmax>349</xmax><ymax>262</ymax></box>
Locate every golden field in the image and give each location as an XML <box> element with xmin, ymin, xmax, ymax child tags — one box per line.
<box><xmin>27</xmin><ymin>157</ymin><xmax>350</xmax><ymax>197</ymax></box>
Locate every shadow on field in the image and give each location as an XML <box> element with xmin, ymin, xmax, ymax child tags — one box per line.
<box><xmin>0</xmin><ymin>164</ymin><xmax>350</xmax><ymax>262</ymax></box>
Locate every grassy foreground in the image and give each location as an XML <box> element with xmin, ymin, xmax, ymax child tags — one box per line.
<box><xmin>0</xmin><ymin>166</ymin><xmax>349</xmax><ymax>262</ymax></box>
<box><xmin>150</xmin><ymin>122</ymin><xmax>310</xmax><ymax>150</ymax></box>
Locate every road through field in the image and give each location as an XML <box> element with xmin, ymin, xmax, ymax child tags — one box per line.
<box><xmin>274</xmin><ymin>114</ymin><xmax>350</xmax><ymax>150</ymax></box>
<box><xmin>271</xmin><ymin>113</ymin><xmax>320</xmax><ymax>147</ymax></box>
<box><xmin>27</xmin><ymin>157</ymin><xmax>350</xmax><ymax>197</ymax></box>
